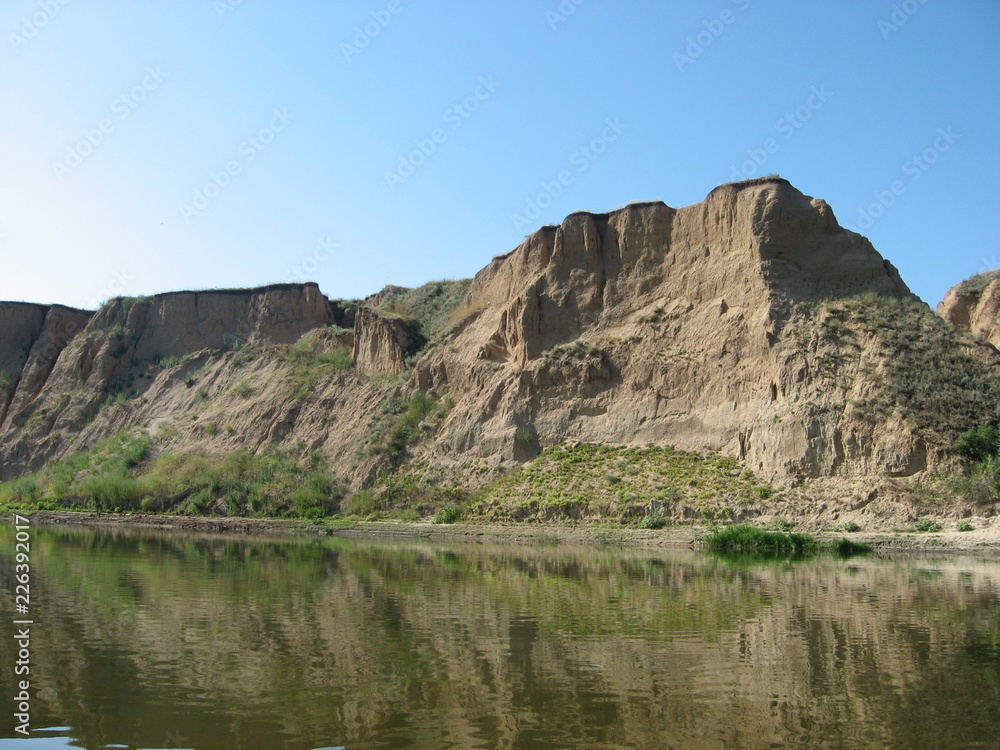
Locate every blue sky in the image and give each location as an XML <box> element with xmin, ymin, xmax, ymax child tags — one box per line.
<box><xmin>1</xmin><ymin>0</ymin><xmax>997</xmax><ymax>310</ymax></box>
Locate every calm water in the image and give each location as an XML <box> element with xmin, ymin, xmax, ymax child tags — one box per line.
<box><xmin>0</xmin><ymin>524</ymin><xmax>998</xmax><ymax>750</ymax></box>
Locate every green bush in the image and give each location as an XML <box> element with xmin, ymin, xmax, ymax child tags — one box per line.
<box><xmin>957</xmin><ymin>521</ymin><xmax>974</xmax><ymax>532</ymax></box>
<box><xmin>838</xmin><ymin>521</ymin><xmax>861</xmax><ymax>533</ymax></box>
<box><xmin>80</xmin><ymin>472</ymin><xmax>144</xmax><ymax>512</ymax></box>
<box><xmin>638</xmin><ymin>513</ymin><xmax>667</xmax><ymax>530</ymax></box>
<box><xmin>705</xmin><ymin>524</ymin><xmax>818</xmax><ymax>553</ymax></box>
<box><xmin>954</xmin><ymin>425</ymin><xmax>1000</xmax><ymax>463</ymax></box>
<box><xmin>433</xmin><ymin>505</ymin><xmax>462</xmax><ymax>524</ymax></box>
<box><xmin>912</xmin><ymin>518</ymin><xmax>942</xmax><ymax>533</ymax></box>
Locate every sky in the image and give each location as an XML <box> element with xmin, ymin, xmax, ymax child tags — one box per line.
<box><xmin>0</xmin><ymin>0</ymin><xmax>998</xmax><ymax>311</ymax></box>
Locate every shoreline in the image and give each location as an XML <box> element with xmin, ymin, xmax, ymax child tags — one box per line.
<box><xmin>24</xmin><ymin>510</ymin><xmax>1000</xmax><ymax>554</ymax></box>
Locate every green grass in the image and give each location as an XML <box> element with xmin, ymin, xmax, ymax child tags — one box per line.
<box><xmin>801</xmin><ymin>294</ymin><xmax>1000</xmax><ymax>443</ymax></box>
<box><xmin>280</xmin><ymin>331</ymin><xmax>354</xmax><ymax>399</ymax></box>
<box><xmin>0</xmin><ymin>431</ymin><xmax>346</xmax><ymax>519</ymax></box>
<box><xmin>706</xmin><ymin>524</ymin><xmax>870</xmax><ymax>558</ymax></box>
<box><xmin>477</xmin><ymin>442</ymin><xmax>776</xmax><ymax>523</ymax></box>
<box><xmin>705</xmin><ymin>524</ymin><xmax>818</xmax><ymax>553</ymax></box>
<box><xmin>374</xmin><ymin>279</ymin><xmax>473</xmax><ymax>345</ymax></box>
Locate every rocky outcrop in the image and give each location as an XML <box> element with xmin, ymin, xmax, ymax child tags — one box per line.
<box><xmin>0</xmin><ymin>284</ymin><xmax>335</xmax><ymax>478</ymax></box>
<box><xmin>413</xmin><ymin>179</ymin><xmax>938</xmax><ymax>483</ymax></box>
<box><xmin>0</xmin><ymin>303</ymin><xmax>91</xmax><ymax>429</ymax></box>
<box><xmin>353</xmin><ymin>307</ymin><xmax>421</xmax><ymax>376</ymax></box>
<box><xmin>938</xmin><ymin>270</ymin><xmax>1000</xmax><ymax>348</ymax></box>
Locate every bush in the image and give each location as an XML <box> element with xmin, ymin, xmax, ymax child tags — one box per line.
<box><xmin>912</xmin><ymin>518</ymin><xmax>942</xmax><ymax>533</ymax></box>
<box><xmin>80</xmin><ymin>472</ymin><xmax>144</xmax><ymax>512</ymax></box>
<box><xmin>705</xmin><ymin>524</ymin><xmax>818</xmax><ymax>554</ymax></box>
<box><xmin>838</xmin><ymin>521</ymin><xmax>861</xmax><ymax>533</ymax></box>
<box><xmin>954</xmin><ymin>425</ymin><xmax>1000</xmax><ymax>463</ymax></box>
<box><xmin>957</xmin><ymin>521</ymin><xmax>974</xmax><ymax>532</ymax></box>
<box><xmin>433</xmin><ymin>505</ymin><xmax>462</xmax><ymax>524</ymax></box>
<box><xmin>638</xmin><ymin>513</ymin><xmax>667</xmax><ymax>530</ymax></box>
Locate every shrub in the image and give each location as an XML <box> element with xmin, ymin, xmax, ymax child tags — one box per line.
<box><xmin>912</xmin><ymin>518</ymin><xmax>942</xmax><ymax>532</ymax></box>
<box><xmin>957</xmin><ymin>521</ymin><xmax>974</xmax><ymax>532</ymax></box>
<box><xmin>705</xmin><ymin>524</ymin><xmax>818</xmax><ymax>553</ymax></box>
<box><xmin>954</xmin><ymin>425</ymin><xmax>1000</xmax><ymax>463</ymax></box>
<box><xmin>433</xmin><ymin>505</ymin><xmax>462</xmax><ymax>524</ymax></box>
<box><xmin>772</xmin><ymin>519</ymin><xmax>795</xmax><ymax>532</ymax></box>
<box><xmin>80</xmin><ymin>472</ymin><xmax>144</xmax><ymax>512</ymax></box>
<box><xmin>234</xmin><ymin>381</ymin><xmax>253</xmax><ymax>398</ymax></box>
<box><xmin>638</xmin><ymin>513</ymin><xmax>667</xmax><ymax>530</ymax></box>
<box><xmin>838</xmin><ymin>521</ymin><xmax>861</xmax><ymax>533</ymax></box>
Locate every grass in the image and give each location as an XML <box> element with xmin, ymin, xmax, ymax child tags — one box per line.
<box><xmin>0</xmin><ymin>370</ymin><xmax>11</xmax><ymax>394</ymax></box>
<box><xmin>280</xmin><ymin>331</ymin><xmax>354</xmax><ymax>399</ymax></box>
<box><xmin>955</xmin><ymin>268</ymin><xmax>1000</xmax><ymax>296</ymax></box>
<box><xmin>800</xmin><ymin>294</ymin><xmax>1000</xmax><ymax>444</ymax></box>
<box><xmin>705</xmin><ymin>524</ymin><xmax>818</xmax><ymax>554</ymax></box>
<box><xmin>477</xmin><ymin>442</ymin><xmax>776</xmax><ymax>523</ymax></box>
<box><xmin>373</xmin><ymin>279</ymin><xmax>473</xmax><ymax>345</ymax></box>
<box><xmin>0</xmin><ymin>431</ymin><xmax>346</xmax><ymax>519</ymax></box>
<box><xmin>358</xmin><ymin>391</ymin><xmax>446</xmax><ymax>460</ymax></box>
<box><xmin>706</xmin><ymin>524</ymin><xmax>870</xmax><ymax>558</ymax></box>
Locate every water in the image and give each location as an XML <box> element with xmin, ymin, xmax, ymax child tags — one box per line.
<box><xmin>0</xmin><ymin>524</ymin><xmax>998</xmax><ymax>749</ymax></box>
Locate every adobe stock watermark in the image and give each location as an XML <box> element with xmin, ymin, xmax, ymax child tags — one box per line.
<box><xmin>878</xmin><ymin>0</ymin><xmax>931</xmax><ymax>40</ymax></box>
<box><xmin>8</xmin><ymin>0</ymin><xmax>72</xmax><ymax>53</ymax></box>
<box><xmin>384</xmin><ymin>75</ymin><xmax>500</xmax><ymax>191</ymax></box>
<box><xmin>178</xmin><ymin>107</ymin><xmax>294</xmax><ymax>222</ymax></box>
<box><xmin>341</xmin><ymin>0</ymin><xmax>405</xmax><ymax>63</ymax></box>
<box><xmin>848</xmin><ymin>127</ymin><xmax>960</xmax><ymax>232</ymax></box>
<box><xmin>979</xmin><ymin>255</ymin><xmax>998</xmax><ymax>275</ymax></box>
<box><xmin>214</xmin><ymin>0</ymin><xmax>246</xmax><ymax>22</ymax></box>
<box><xmin>283</xmin><ymin>236</ymin><xmax>339</xmax><ymax>283</ymax></box>
<box><xmin>52</xmin><ymin>66</ymin><xmax>168</xmax><ymax>183</ymax></box>
<box><xmin>12</xmin><ymin>515</ymin><xmax>33</xmax><ymax>737</ymax></box>
<box><xmin>546</xmin><ymin>0</ymin><xmax>586</xmax><ymax>30</ymax></box>
<box><xmin>727</xmin><ymin>85</ymin><xmax>833</xmax><ymax>182</ymax></box>
<box><xmin>510</xmin><ymin>117</ymin><xmax>627</xmax><ymax>233</ymax></box>
<box><xmin>674</xmin><ymin>0</ymin><xmax>752</xmax><ymax>72</ymax></box>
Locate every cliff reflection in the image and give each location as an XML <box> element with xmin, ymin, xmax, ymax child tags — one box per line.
<box><xmin>0</xmin><ymin>527</ymin><xmax>997</xmax><ymax>749</ymax></box>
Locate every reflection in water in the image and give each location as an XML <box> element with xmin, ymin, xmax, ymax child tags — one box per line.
<box><xmin>0</xmin><ymin>525</ymin><xmax>997</xmax><ymax>749</ymax></box>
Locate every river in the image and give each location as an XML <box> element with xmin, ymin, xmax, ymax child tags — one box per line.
<box><xmin>0</xmin><ymin>524</ymin><xmax>998</xmax><ymax>749</ymax></box>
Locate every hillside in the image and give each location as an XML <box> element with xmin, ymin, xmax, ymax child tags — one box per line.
<box><xmin>2</xmin><ymin>179</ymin><xmax>998</xmax><ymax>529</ymax></box>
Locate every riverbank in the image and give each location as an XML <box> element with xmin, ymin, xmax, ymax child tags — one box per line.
<box><xmin>26</xmin><ymin>510</ymin><xmax>1000</xmax><ymax>553</ymax></box>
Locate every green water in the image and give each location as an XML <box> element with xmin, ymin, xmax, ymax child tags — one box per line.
<box><xmin>0</xmin><ymin>524</ymin><xmax>998</xmax><ymax>749</ymax></box>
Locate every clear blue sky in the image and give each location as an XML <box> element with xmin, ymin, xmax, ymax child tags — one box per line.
<box><xmin>1</xmin><ymin>0</ymin><xmax>997</xmax><ymax>310</ymax></box>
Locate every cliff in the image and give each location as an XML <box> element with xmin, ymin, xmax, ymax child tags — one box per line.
<box><xmin>938</xmin><ymin>269</ymin><xmax>1000</xmax><ymax>348</ymax></box>
<box><xmin>1</xmin><ymin>179</ymin><xmax>997</xmax><ymax>525</ymax></box>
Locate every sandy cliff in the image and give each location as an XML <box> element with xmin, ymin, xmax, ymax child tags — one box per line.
<box><xmin>1</xmin><ymin>179</ymin><xmax>997</xmax><ymax>518</ymax></box>
<box><xmin>938</xmin><ymin>269</ymin><xmax>1000</xmax><ymax>348</ymax></box>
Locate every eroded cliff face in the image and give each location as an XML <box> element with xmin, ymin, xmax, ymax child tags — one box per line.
<box><xmin>413</xmin><ymin>180</ymin><xmax>939</xmax><ymax>484</ymax></box>
<box><xmin>0</xmin><ymin>179</ymin><xmax>995</xmax><ymax>497</ymax></box>
<box><xmin>938</xmin><ymin>270</ymin><xmax>1000</xmax><ymax>348</ymax></box>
